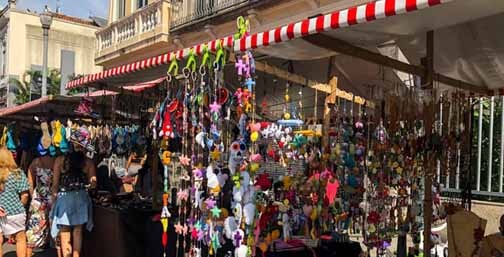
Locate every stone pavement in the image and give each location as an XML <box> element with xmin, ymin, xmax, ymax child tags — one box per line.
<box><xmin>2</xmin><ymin>243</ymin><xmax>56</xmax><ymax>257</ymax></box>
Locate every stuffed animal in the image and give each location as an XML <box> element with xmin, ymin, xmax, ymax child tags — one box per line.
<box><xmin>224</xmin><ymin>217</ymin><xmax>238</xmax><ymax>239</ymax></box>
<box><xmin>228</xmin><ymin>140</ymin><xmax>245</xmax><ymax>174</ymax></box>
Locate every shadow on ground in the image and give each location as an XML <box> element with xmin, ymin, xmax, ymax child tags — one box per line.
<box><xmin>2</xmin><ymin>244</ymin><xmax>57</xmax><ymax>257</ymax></box>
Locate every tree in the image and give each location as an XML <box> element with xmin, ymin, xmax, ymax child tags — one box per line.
<box><xmin>10</xmin><ymin>68</ymin><xmax>63</xmax><ymax>105</ymax></box>
<box><xmin>9</xmin><ymin>75</ymin><xmax>30</xmax><ymax>105</ymax></box>
<box><xmin>48</xmin><ymin>69</ymin><xmax>61</xmax><ymax>95</ymax></box>
<box><xmin>66</xmin><ymin>74</ymin><xmax>87</xmax><ymax>96</ymax></box>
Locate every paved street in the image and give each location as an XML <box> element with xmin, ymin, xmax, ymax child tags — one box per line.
<box><xmin>2</xmin><ymin>244</ymin><xmax>56</xmax><ymax>257</ymax></box>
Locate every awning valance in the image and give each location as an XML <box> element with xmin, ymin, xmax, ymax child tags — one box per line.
<box><xmin>65</xmin><ymin>0</ymin><xmax>447</xmax><ymax>90</ymax></box>
<box><xmin>66</xmin><ymin>36</ymin><xmax>233</xmax><ymax>89</ymax></box>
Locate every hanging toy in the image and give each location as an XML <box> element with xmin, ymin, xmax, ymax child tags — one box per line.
<box><xmin>244</xmin><ymin>78</ymin><xmax>256</xmax><ymax>92</ymax></box>
<box><xmin>161</xmin><ymin>193</ymin><xmax>171</xmax><ymax>257</ymax></box>
<box><xmin>238</xmin><ymin>114</ymin><xmax>247</xmax><ymax>137</ymax></box>
<box><xmin>209</xmin><ymin>101</ymin><xmax>221</xmax><ymax>122</ymax></box>
<box><xmin>247</xmin><ymin>51</ymin><xmax>256</xmax><ymax>75</ymax></box>
<box><xmin>375</xmin><ymin>119</ymin><xmax>388</xmax><ymax>145</ymax></box>
<box><xmin>235</xmin><ymin>88</ymin><xmax>244</xmax><ymax>106</ymax></box>
<box><xmin>233</xmin><ymin>16</ymin><xmax>250</xmax><ymax>40</ymax></box>
<box><xmin>235</xmin><ymin>57</ymin><xmax>249</xmax><ymax>77</ymax></box>
<box><xmin>160</xmin><ymin>105</ymin><xmax>174</xmax><ymax>139</ymax></box>
<box><xmin>229</xmin><ymin>140</ymin><xmax>245</xmax><ymax>174</ymax></box>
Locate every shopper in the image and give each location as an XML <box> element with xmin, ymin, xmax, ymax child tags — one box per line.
<box><xmin>25</xmin><ymin>154</ymin><xmax>55</xmax><ymax>257</ymax></box>
<box><xmin>51</xmin><ymin>149</ymin><xmax>96</xmax><ymax>257</ymax></box>
<box><xmin>0</xmin><ymin>148</ymin><xmax>30</xmax><ymax>257</ymax></box>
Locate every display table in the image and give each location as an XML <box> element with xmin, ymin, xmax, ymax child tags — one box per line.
<box><xmin>83</xmin><ymin>205</ymin><xmax>173</xmax><ymax>257</ymax></box>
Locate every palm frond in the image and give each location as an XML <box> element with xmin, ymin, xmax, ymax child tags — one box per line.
<box><xmin>9</xmin><ymin>77</ymin><xmax>30</xmax><ymax>105</ymax></box>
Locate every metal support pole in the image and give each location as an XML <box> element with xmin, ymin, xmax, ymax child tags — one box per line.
<box><xmin>456</xmin><ymin>146</ymin><xmax>460</xmax><ymax>190</ymax></box>
<box><xmin>446</xmin><ymin>99</ymin><xmax>452</xmax><ymax>188</ymax></box>
<box><xmin>456</xmin><ymin>97</ymin><xmax>460</xmax><ymax>189</ymax></box>
<box><xmin>42</xmin><ymin>27</ymin><xmax>49</xmax><ymax>97</ymax></box>
<box><xmin>314</xmin><ymin>89</ymin><xmax>318</xmax><ymax>122</ymax></box>
<box><xmin>477</xmin><ymin>98</ymin><xmax>483</xmax><ymax>191</ymax></box>
<box><xmin>437</xmin><ymin>96</ymin><xmax>442</xmax><ymax>184</ymax></box>
<box><xmin>500</xmin><ymin>96</ymin><xmax>504</xmax><ymax>193</ymax></box>
<box><xmin>423</xmin><ymin>30</ymin><xmax>434</xmax><ymax>257</ymax></box>
<box><xmin>488</xmin><ymin>96</ymin><xmax>494</xmax><ymax>192</ymax></box>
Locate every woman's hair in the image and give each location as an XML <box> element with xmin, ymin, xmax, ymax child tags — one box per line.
<box><xmin>63</xmin><ymin>151</ymin><xmax>86</xmax><ymax>175</ymax></box>
<box><xmin>0</xmin><ymin>148</ymin><xmax>20</xmax><ymax>189</ymax></box>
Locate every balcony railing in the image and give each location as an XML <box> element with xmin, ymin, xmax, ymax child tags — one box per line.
<box><xmin>170</xmin><ymin>0</ymin><xmax>250</xmax><ymax>30</ymax></box>
<box><xmin>96</xmin><ymin>0</ymin><xmax>169</xmax><ymax>53</ymax></box>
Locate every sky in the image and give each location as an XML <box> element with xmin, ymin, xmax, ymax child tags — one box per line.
<box><xmin>0</xmin><ymin>0</ymin><xmax>109</xmax><ymax>19</ymax></box>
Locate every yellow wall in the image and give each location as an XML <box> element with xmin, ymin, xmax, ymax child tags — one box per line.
<box><xmin>7</xmin><ymin>10</ymin><xmax>101</xmax><ymax>80</ymax></box>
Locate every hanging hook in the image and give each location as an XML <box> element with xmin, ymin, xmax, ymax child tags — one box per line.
<box><xmin>234</xmin><ymin>16</ymin><xmax>250</xmax><ymax>40</ymax></box>
<box><xmin>199</xmin><ymin>44</ymin><xmax>210</xmax><ymax>76</ymax></box>
<box><xmin>167</xmin><ymin>52</ymin><xmax>179</xmax><ymax>78</ymax></box>
<box><xmin>213</xmin><ymin>39</ymin><xmax>226</xmax><ymax>71</ymax></box>
<box><xmin>185</xmin><ymin>49</ymin><xmax>197</xmax><ymax>73</ymax></box>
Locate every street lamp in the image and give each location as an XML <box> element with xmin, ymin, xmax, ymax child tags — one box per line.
<box><xmin>40</xmin><ymin>12</ymin><xmax>52</xmax><ymax>98</ymax></box>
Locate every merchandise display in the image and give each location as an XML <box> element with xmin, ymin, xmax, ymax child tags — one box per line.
<box><xmin>0</xmin><ymin>5</ymin><xmax>486</xmax><ymax>255</ymax></box>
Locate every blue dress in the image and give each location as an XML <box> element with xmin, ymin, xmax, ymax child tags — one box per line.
<box><xmin>50</xmin><ymin>170</ymin><xmax>93</xmax><ymax>238</ymax></box>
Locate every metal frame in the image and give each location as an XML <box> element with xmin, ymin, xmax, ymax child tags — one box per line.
<box><xmin>441</xmin><ymin>96</ymin><xmax>504</xmax><ymax>198</ymax></box>
<box><xmin>171</xmin><ymin>0</ymin><xmax>249</xmax><ymax>29</ymax></box>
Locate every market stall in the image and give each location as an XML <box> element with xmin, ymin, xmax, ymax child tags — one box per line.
<box><xmin>58</xmin><ymin>0</ymin><xmax>504</xmax><ymax>257</ymax></box>
<box><xmin>0</xmin><ymin>90</ymin><xmax>174</xmax><ymax>257</ymax></box>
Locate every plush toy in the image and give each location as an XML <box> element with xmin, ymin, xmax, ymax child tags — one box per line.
<box><xmin>235</xmin><ymin>244</ymin><xmax>248</xmax><ymax>257</ymax></box>
<box><xmin>206</xmin><ymin>165</ymin><xmax>220</xmax><ymax>193</ymax></box>
<box><xmin>160</xmin><ymin>109</ymin><xmax>174</xmax><ymax>139</ymax></box>
<box><xmin>232</xmin><ymin>202</ymin><xmax>243</xmax><ymax>227</ymax></box>
<box><xmin>224</xmin><ymin>217</ymin><xmax>238</xmax><ymax>239</ymax></box>
<box><xmin>228</xmin><ymin>140</ymin><xmax>245</xmax><ymax>174</ymax></box>
<box><xmin>195</xmin><ymin>132</ymin><xmax>207</xmax><ymax>148</ymax></box>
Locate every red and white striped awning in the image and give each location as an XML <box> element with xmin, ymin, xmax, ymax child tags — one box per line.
<box><xmin>234</xmin><ymin>0</ymin><xmax>448</xmax><ymax>52</ymax></box>
<box><xmin>65</xmin><ymin>0</ymin><xmax>448</xmax><ymax>90</ymax></box>
<box><xmin>65</xmin><ymin>36</ymin><xmax>233</xmax><ymax>90</ymax></box>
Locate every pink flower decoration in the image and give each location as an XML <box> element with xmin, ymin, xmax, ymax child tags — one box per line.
<box><xmin>205</xmin><ymin>198</ymin><xmax>217</xmax><ymax>209</ymax></box>
<box><xmin>250</xmin><ymin>153</ymin><xmax>262</xmax><ymax>162</ymax></box>
<box><xmin>193</xmin><ymin>168</ymin><xmax>203</xmax><ymax>178</ymax></box>
<box><xmin>179</xmin><ymin>155</ymin><xmax>191</xmax><ymax>166</ymax></box>
<box><xmin>177</xmin><ymin>189</ymin><xmax>189</xmax><ymax>201</ymax></box>
<box><xmin>209</xmin><ymin>101</ymin><xmax>221</xmax><ymax>114</ymax></box>
<box><xmin>175</xmin><ymin>223</ymin><xmax>184</xmax><ymax>235</ymax></box>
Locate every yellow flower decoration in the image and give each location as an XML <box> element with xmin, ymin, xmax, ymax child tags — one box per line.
<box><xmin>211</xmin><ymin>149</ymin><xmax>221</xmax><ymax>161</ymax></box>
<box><xmin>283</xmin><ymin>176</ymin><xmax>292</xmax><ymax>190</ymax></box>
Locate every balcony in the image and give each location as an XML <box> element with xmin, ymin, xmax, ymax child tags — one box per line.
<box><xmin>95</xmin><ymin>0</ymin><xmax>171</xmax><ymax>67</ymax></box>
<box><xmin>170</xmin><ymin>0</ymin><xmax>251</xmax><ymax>31</ymax></box>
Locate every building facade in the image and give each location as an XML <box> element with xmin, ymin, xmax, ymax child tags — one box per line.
<box><xmin>0</xmin><ymin>0</ymin><xmax>103</xmax><ymax>107</ymax></box>
<box><xmin>95</xmin><ymin>0</ymin><xmax>171</xmax><ymax>68</ymax></box>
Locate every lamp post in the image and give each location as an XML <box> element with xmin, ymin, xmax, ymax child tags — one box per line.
<box><xmin>40</xmin><ymin>12</ymin><xmax>52</xmax><ymax>98</ymax></box>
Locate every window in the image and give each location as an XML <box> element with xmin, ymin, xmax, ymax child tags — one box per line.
<box><xmin>60</xmin><ymin>50</ymin><xmax>75</xmax><ymax>95</ymax></box>
<box><xmin>117</xmin><ymin>0</ymin><xmax>126</xmax><ymax>19</ymax></box>
<box><xmin>138</xmin><ymin>0</ymin><xmax>148</xmax><ymax>9</ymax></box>
<box><xmin>196</xmin><ymin>0</ymin><xmax>214</xmax><ymax>17</ymax></box>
